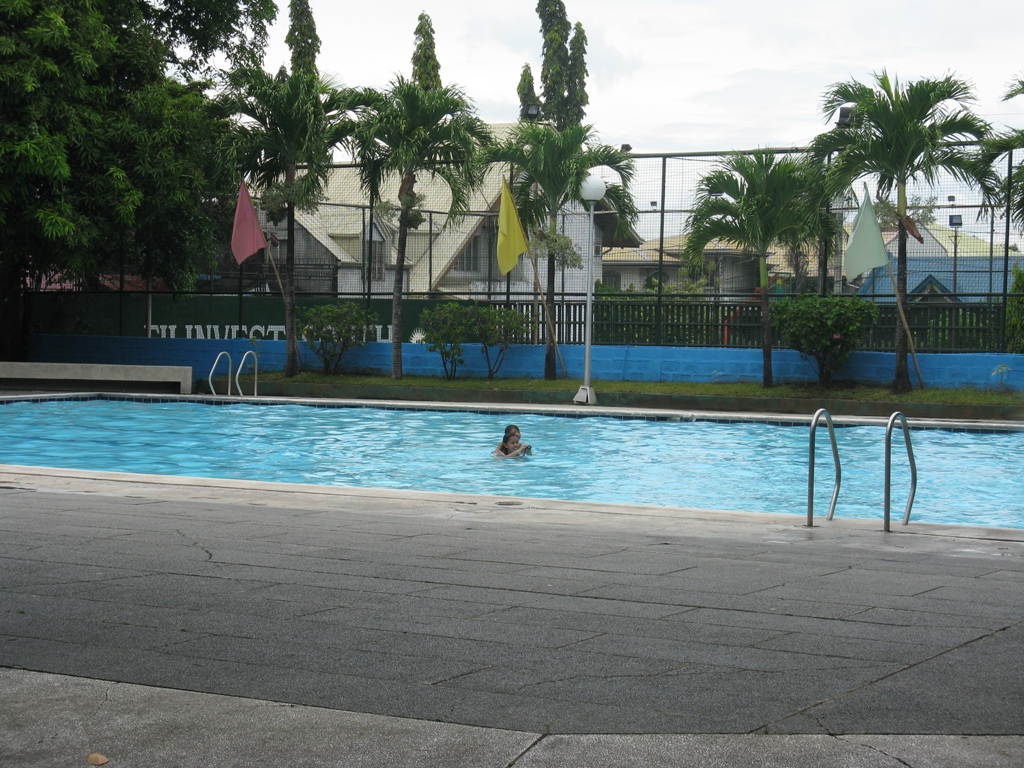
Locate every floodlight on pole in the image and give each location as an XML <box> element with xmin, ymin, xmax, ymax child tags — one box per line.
<box><xmin>520</xmin><ymin>103</ymin><xmax>542</xmax><ymax>122</ymax></box>
<box><xmin>573</xmin><ymin>174</ymin><xmax>606</xmax><ymax>405</ymax></box>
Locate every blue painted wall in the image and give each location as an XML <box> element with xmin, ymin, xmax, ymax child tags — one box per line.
<box><xmin>26</xmin><ymin>334</ymin><xmax>1024</xmax><ymax>392</ymax></box>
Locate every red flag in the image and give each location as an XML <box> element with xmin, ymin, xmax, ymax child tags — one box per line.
<box><xmin>231</xmin><ymin>179</ymin><xmax>268</xmax><ymax>265</ymax></box>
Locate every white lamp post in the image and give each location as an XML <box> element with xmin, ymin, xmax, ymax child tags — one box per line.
<box><xmin>573</xmin><ymin>174</ymin><xmax>606</xmax><ymax>405</ymax></box>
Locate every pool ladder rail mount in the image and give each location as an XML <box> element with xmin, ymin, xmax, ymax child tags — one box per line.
<box><xmin>207</xmin><ymin>351</ymin><xmax>258</xmax><ymax>397</ymax></box>
<box><xmin>806</xmin><ymin>409</ymin><xmax>917</xmax><ymax>531</ymax></box>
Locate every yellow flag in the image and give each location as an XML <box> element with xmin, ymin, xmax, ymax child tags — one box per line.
<box><xmin>497</xmin><ymin>178</ymin><xmax>528</xmax><ymax>275</ymax></box>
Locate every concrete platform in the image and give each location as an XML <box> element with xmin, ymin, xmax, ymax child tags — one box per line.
<box><xmin>1</xmin><ymin>465</ymin><xmax>1022</xmax><ymax>767</ymax></box>
<box><xmin>0</xmin><ymin>362</ymin><xmax>192</xmax><ymax>394</ymax></box>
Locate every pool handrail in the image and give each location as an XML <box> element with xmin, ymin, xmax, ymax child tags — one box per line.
<box><xmin>807</xmin><ymin>408</ymin><xmax>842</xmax><ymax>527</ymax></box>
<box><xmin>884</xmin><ymin>411</ymin><xmax>917</xmax><ymax>532</ymax></box>
<box><xmin>235</xmin><ymin>351</ymin><xmax>258</xmax><ymax>397</ymax></box>
<box><xmin>208</xmin><ymin>352</ymin><xmax>233</xmax><ymax>396</ymax></box>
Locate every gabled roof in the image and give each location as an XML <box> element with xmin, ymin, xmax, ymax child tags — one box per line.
<box><xmin>856</xmin><ymin>223</ymin><xmax>1023</xmax><ymax>300</ymax></box>
<box><xmin>285</xmin><ymin>123</ymin><xmax>644</xmax><ymax>287</ymax></box>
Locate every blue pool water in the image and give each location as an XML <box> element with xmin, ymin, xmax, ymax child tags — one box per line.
<box><xmin>0</xmin><ymin>398</ymin><xmax>1021</xmax><ymax>529</ymax></box>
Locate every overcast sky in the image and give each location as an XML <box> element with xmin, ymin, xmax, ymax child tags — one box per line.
<box><xmin>261</xmin><ymin>0</ymin><xmax>1024</xmax><ymax>154</ymax></box>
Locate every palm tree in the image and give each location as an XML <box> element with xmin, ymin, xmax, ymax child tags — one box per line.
<box><xmin>349</xmin><ymin>76</ymin><xmax>490</xmax><ymax>379</ymax></box>
<box><xmin>991</xmin><ymin>75</ymin><xmax>1024</xmax><ymax>233</ymax></box>
<box><xmin>683</xmin><ymin>151</ymin><xmax>820</xmax><ymax>388</ymax></box>
<box><xmin>812</xmin><ymin>71</ymin><xmax>998</xmax><ymax>392</ymax></box>
<box><xmin>220</xmin><ymin>66</ymin><xmax>364</xmax><ymax>376</ymax></box>
<box><xmin>488</xmin><ymin>122</ymin><xmax>636</xmax><ymax>380</ymax></box>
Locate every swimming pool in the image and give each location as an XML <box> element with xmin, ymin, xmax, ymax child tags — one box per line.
<box><xmin>0</xmin><ymin>397</ymin><xmax>1021</xmax><ymax>529</ymax></box>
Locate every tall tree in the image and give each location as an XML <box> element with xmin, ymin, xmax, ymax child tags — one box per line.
<box><xmin>683</xmin><ymin>152</ymin><xmax>820</xmax><ymax>388</ymax></box>
<box><xmin>564</xmin><ymin>22</ymin><xmax>589</xmax><ymax>129</ymax></box>
<box><xmin>525</xmin><ymin>0</ymin><xmax>588</xmax><ymax>130</ymax></box>
<box><xmin>223</xmin><ymin>0</ymin><xmax>365</xmax><ymax>377</ymax></box>
<box><xmin>537</xmin><ymin>0</ymin><xmax>571</xmax><ymax>126</ymax></box>
<box><xmin>128</xmin><ymin>0</ymin><xmax>276</xmax><ymax>74</ymax></box>
<box><xmin>286</xmin><ymin>0</ymin><xmax>320</xmax><ymax>75</ymax></box>
<box><xmin>411</xmin><ymin>13</ymin><xmax>441</xmax><ymax>91</ymax></box>
<box><xmin>517</xmin><ymin>64</ymin><xmax>540</xmax><ymax>118</ymax></box>
<box><xmin>349</xmin><ymin>77</ymin><xmax>490</xmax><ymax>379</ymax></box>
<box><xmin>812</xmin><ymin>71</ymin><xmax>998</xmax><ymax>392</ymax></box>
<box><xmin>221</xmin><ymin>66</ymin><xmax>363</xmax><ymax>376</ymax></box>
<box><xmin>0</xmin><ymin>0</ymin><xmax>266</xmax><ymax>360</ymax></box>
<box><xmin>989</xmin><ymin>75</ymin><xmax>1024</xmax><ymax>233</ymax></box>
<box><xmin>489</xmin><ymin>123</ymin><xmax>637</xmax><ymax>379</ymax></box>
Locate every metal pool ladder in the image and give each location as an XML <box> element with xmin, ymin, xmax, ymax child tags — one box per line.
<box><xmin>884</xmin><ymin>411</ymin><xmax>917</xmax><ymax>532</ymax></box>
<box><xmin>208</xmin><ymin>352</ymin><xmax>233</xmax><ymax>396</ymax></box>
<box><xmin>235</xmin><ymin>350</ymin><xmax>258</xmax><ymax>397</ymax></box>
<box><xmin>807</xmin><ymin>408</ymin><xmax>842</xmax><ymax>527</ymax></box>
<box><xmin>207</xmin><ymin>351</ymin><xmax>259</xmax><ymax>397</ymax></box>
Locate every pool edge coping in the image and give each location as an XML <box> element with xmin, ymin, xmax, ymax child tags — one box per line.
<box><xmin>2</xmin><ymin>390</ymin><xmax>1022</xmax><ymax>433</ymax></box>
<box><xmin>2</xmin><ymin>462</ymin><xmax>1022</xmax><ymax>544</ymax></box>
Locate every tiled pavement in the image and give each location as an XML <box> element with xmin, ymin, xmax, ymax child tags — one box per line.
<box><xmin>1</xmin><ymin>464</ymin><xmax>1022</xmax><ymax>767</ymax></box>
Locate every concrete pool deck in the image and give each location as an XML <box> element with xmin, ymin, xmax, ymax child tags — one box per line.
<box><xmin>1</xmin><ymin>457</ymin><xmax>1023</xmax><ymax>768</ymax></box>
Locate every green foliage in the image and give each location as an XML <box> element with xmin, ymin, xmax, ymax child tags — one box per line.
<box><xmin>874</xmin><ymin>194</ymin><xmax>937</xmax><ymax>227</ymax></box>
<box><xmin>349</xmin><ymin>76</ymin><xmax>490</xmax><ymax>379</ymax></box>
<box><xmin>286</xmin><ymin>0</ymin><xmax>320</xmax><ymax>76</ymax></box>
<box><xmin>473</xmin><ymin>306</ymin><xmax>529</xmax><ymax>380</ymax></box>
<box><xmin>684</xmin><ymin>152</ymin><xmax>828</xmax><ymax>387</ymax></box>
<box><xmin>299</xmin><ymin>303</ymin><xmax>378</xmax><ymax>374</ymax></box>
<box><xmin>517</xmin><ymin>64</ymin><xmax>539</xmax><ymax>117</ymax></box>
<box><xmin>142</xmin><ymin>0</ymin><xmax>276</xmax><ymax>74</ymax></box>
<box><xmin>421</xmin><ymin>303</ymin><xmax>473</xmax><ymax>380</ymax></box>
<box><xmin>1006</xmin><ymin>264</ymin><xmax>1024</xmax><ymax>353</ymax></box>
<box><xmin>536</xmin><ymin>0</ymin><xmax>570</xmax><ymax>126</ymax></box>
<box><xmin>992</xmin><ymin>363</ymin><xmax>1012</xmax><ymax>391</ymax></box>
<box><xmin>421</xmin><ymin>304</ymin><xmax>530</xmax><ymax>381</ymax></box>
<box><xmin>487</xmin><ymin>121</ymin><xmax>636</xmax><ymax>379</ymax></box>
<box><xmin>814</xmin><ymin>71</ymin><xmax>997</xmax><ymax>207</ymax></box>
<box><xmin>0</xmin><ymin>0</ymin><xmax>260</xmax><ymax>358</ymax></box>
<box><xmin>489</xmin><ymin>123</ymin><xmax>636</xmax><ymax>244</ymax></box>
<box><xmin>774</xmin><ymin>296</ymin><xmax>880</xmax><ymax>387</ymax></box>
<box><xmin>222</xmin><ymin>68</ymin><xmax>361</xmax><ymax>215</ymax></box>
<box><xmin>411</xmin><ymin>12</ymin><xmax>441</xmax><ymax>91</ymax></box>
<box><xmin>531</xmin><ymin>0</ymin><xmax>587</xmax><ymax>130</ymax></box>
<box><xmin>564</xmin><ymin>21</ymin><xmax>589</xmax><ymax>129</ymax></box>
<box><xmin>813</xmin><ymin>70</ymin><xmax>999</xmax><ymax>392</ymax></box>
<box><xmin>220</xmin><ymin>65</ymin><xmax>369</xmax><ymax>375</ymax></box>
<box><xmin>530</xmin><ymin>230</ymin><xmax>580</xmax><ymax>270</ymax></box>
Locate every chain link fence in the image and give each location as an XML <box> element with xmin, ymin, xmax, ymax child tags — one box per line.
<box><xmin>28</xmin><ymin>149</ymin><xmax>1024</xmax><ymax>352</ymax></box>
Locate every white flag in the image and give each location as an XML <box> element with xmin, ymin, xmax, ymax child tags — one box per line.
<box><xmin>844</xmin><ymin>183</ymin><xmax>890</xmax><ymax>280</ymax></box>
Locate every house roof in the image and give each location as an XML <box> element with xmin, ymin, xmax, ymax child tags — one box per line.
<box><xmin>282</xmin><ymin>123</ymin><xmax>641</xmax><ymax>288</ymax></box>
<box><xmin>602</xmin><ymin>233</ymin><xmax>824</xmax><ymax>282</ymax></box>
<box><xmin>856</xmin><ymin>223</ymin><xmax>1022</xmax><ymax>300</ymax></box>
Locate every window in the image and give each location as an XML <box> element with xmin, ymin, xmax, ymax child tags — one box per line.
<box><xmin>369</xmin><ymin>240</ymin><xmax>386</xmax><ymax>281</ymax></box>
<box><xmin>454</xmin><ymin>232</ymin><xmax>488</xmax><ymax>273</ymax></box>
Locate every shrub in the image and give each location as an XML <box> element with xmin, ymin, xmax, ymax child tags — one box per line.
<box><xmin>473</xmin><ymin>306</ymin><xmax>528</xmax><ymax>380</ymax></box>
<box><xmin>420</xmin><ymin>303</ymin><xmax>473</xmax><ymax>380</ymax></box>
<box><xmin>773</xmin><ymin>295</ymin><xmax>879</xmax><ymax>387</ymax></box>
<box><xmin>1006</xmin><ymin>264</ymin><xmax>1024</xmax><ymax>354</ymax></box>
<box><xmin>299</xmin><ymin>303</ymin><xmax>378</xmax><ymax>374</ymax></box>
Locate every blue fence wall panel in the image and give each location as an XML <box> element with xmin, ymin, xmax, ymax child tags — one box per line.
<box><xmin>25</xmin><ymin>334</ymin><xmax>1024</xmax><ymax>391</ymax></box>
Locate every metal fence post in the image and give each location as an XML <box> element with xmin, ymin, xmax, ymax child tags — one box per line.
<box><xmin>1003</xmin><ymin>150</ymin><xmax>1014</xmax><ymax>351</ymax></box>
<box><xmin>656</xmin><ymin>156</ymin><xmax>667</xmax><ymax>345</ymax></box>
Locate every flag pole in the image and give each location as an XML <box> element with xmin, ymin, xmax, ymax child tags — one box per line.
<box><xmin>267</xmin><ymin>239</ymin><xmax>287</xmax><ymax>302</ymax></box>
<box><xmin>884</xmin><ymin>262</ymin><xmax>925</xmax><ymax>389</ymax></box>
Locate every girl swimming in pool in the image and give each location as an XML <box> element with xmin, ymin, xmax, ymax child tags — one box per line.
<box><xmin>494</xmin><ymin>424</ymin><xmax>531</xmax><ymax>457</ymax></box>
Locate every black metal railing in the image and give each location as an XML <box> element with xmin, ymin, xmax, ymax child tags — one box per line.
<box><xmin>27</xmin><ymin>289</ymin><xmax>1020</xmax><ymax>353</ymax></box>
